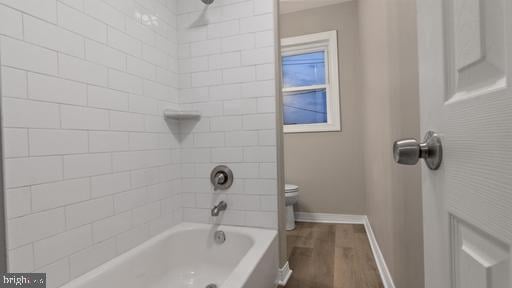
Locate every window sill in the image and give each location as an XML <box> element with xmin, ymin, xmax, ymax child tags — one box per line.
<box><xmin>284</xmin><ymin>123</ymin><xmax>341</xmax><ymax>133</ymax></box>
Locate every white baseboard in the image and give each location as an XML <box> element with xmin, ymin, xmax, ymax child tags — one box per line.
<box><xmin>294</xmin><ymin>212</ymin><xmax>366</xmax><ymax>224</ymax></box>
<box><xmin>363</xmin><ymin>216</ymin><xmax>395</xmax><ymax>288</ymax></box>
<box><xmin>277</xmin><ymin>261</ymin><xmax>293</xmax><ymax>286</ymax></box>
<box><xmin>293</xmin><ymin>212</ymin><xmax>395</xmax><ymax>288</ymax></box>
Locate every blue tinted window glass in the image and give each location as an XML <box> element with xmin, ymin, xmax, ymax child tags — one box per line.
<box><xmin>282</xmin><ymin>51</ymin><xmax>326</xmax><ymax>88</ymax></box>
<box><xmin>283</xmin><ymin>89</ymin><xmax>327</xmax><ymax>125</ymax></box>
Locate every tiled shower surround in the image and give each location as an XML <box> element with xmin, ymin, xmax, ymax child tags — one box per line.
<box><xmin>177</xmin><ymin>1</ymin><xmax>277</xmax><ymax>228</ymax></box>
<box><xmin>0</xmin><ymin>0</ymin><xmax>277</xmax><ymax>287</ymax></box>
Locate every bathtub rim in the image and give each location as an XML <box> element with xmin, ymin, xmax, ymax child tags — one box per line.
<box><xmin>60</xmin><ymin>222</ymin><xmax>278</xmax><ymax>288</ymax></box>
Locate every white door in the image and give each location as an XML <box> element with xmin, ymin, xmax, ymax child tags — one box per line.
<box><xmin>416</xmin><ymin>0</ymin><xmax>512</xmax><ymax>287</ymax></box>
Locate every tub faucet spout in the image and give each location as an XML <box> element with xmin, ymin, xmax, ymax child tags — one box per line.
<box><xmin>211</xmin><ymin>201</ymin><xmax>227</xmax><ymax>216</ymax></box>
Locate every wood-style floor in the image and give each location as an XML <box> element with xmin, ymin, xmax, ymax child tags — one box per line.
<box><xmin>283</xmin><ymin>222</ymin><xmax>384</xmax><ymax>288</ymax></box>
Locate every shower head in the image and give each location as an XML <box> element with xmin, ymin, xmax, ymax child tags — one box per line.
<box><xmin>190</xmin><ymin>0</ymin><xmax>214</xmax><ymax>28</ymax></box>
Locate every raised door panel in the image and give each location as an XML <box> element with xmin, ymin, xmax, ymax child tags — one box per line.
<box><xmin>452</xmin><ymin>217</ymin><xmax>510</xmax><ymax>288</ymax></box>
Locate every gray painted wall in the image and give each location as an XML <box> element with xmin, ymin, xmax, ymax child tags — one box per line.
<box><xmin>358</xmin><ymin>0</ymin><xmax>424</xmax><ymax>287</ymax></box>
<box><xmin>280</xmin><ymin>1</ymin><xmax>366</xmax><ymax>214</ymax></box>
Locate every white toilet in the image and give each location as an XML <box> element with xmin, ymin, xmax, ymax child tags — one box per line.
<box><xmin>284</xmin><ymin>184</ymin><xmax>299</xmax><ymax>231</ymax></box>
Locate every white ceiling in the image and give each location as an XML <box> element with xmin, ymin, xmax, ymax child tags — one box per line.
<box><xmin>279</xmin><ymin>0</ymin><xmax>352</xmax><ymax>14</ymax></box>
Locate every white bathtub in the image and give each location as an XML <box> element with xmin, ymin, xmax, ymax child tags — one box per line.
<box><xmin>61</xmin><ymin>223</ymin><xmax>279</xmax><ymax>288</ymax></box>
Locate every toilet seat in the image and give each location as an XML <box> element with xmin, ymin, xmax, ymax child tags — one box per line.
<box><xmin>285</xmin><ymin>191</ymin><xmax>299</xmax><ymax>199</ymax></box>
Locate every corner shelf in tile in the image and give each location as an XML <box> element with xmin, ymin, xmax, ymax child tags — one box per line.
<box><xmin>163</xmin><ymin>108</ymin><xmax>201</xmax><ymax>121</ymax></box>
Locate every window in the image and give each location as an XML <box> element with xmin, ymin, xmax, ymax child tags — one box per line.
<box><xmin>281</xmin><ymin>31</ymin><xmax>341</xmax><ymax>133</ymax></box>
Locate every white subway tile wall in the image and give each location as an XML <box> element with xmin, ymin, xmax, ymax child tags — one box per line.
<box><xmin>177</xmin><ymin>0</ymin><xmax>277</xmax><ymax>229</ymax></box>
<box><xmin>0</xmin><ymin>0</ymin><xmax>181</xmax><ymax>286</ymax></box>
<box><xmin>0</xmin><ymin>0</ymin><xmax>277</xmax><ymax>286</ymax></box>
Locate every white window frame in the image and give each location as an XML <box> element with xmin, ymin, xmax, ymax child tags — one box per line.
<box><xmin>281</xmin><ymin>30</ymin><xmax>341</xmax><ymax>133</ymax></box>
